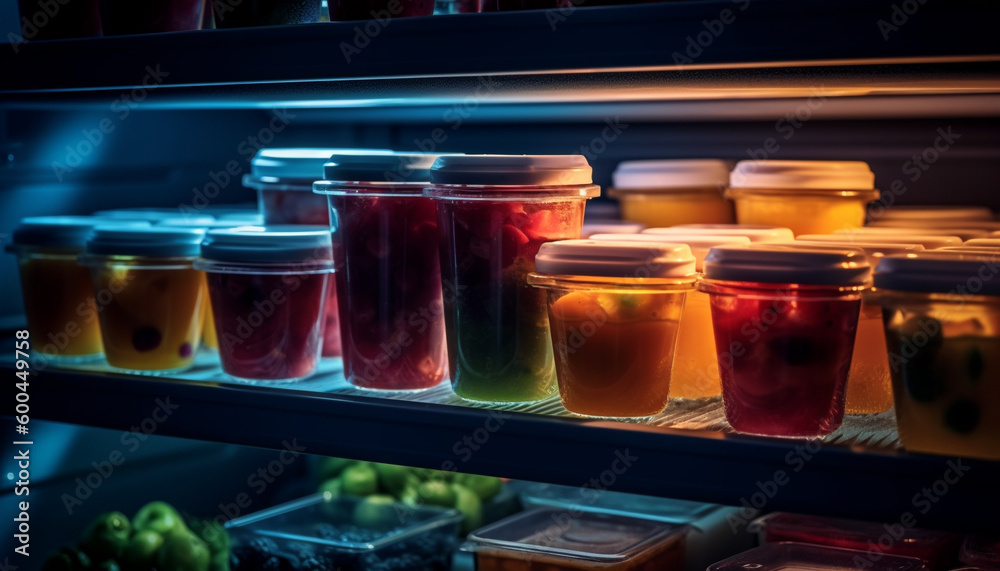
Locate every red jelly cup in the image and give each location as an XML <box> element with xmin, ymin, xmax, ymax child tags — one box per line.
<box><xmin>314</xmin><ymin>153</ymin><xmax>452</xmax><ymax>392</ymax></box>
<box><xmin>195</xmin><ymin>226</ymin><xmax>334</xmax><ymax>383</ymax></box>
<box><xmin>698</xmin><ymin>245</ymin><xmax>871</xmax><ymax>437</ymax></box>
<box><xmin>245</xmin><ymin>148</ymin><xmax>390</xmax><ymax>359</ymax></box>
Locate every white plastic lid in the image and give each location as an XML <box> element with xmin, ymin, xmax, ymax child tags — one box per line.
<box><xmin>791</xmin><ymin>240</ymin><xmax>924</xmax><ymax>261</ymax></box>
<box><xmin>874</xmin><ymin>252</ymin><xmax>1000</xmax><ymax>295</ymax></box>
<box><xmin>85</xmin><ymin>226</ymin><xmax>206</xmax><ymax>258</ymax></box>
<box><xmin>589</xmin><ymin>233</ymin><xmax>751</xmax><ymax>270</ymax></box>
<box><xmin>244</xmin><ymin>148</ymin><xmax>392</xmax><ymax>190</ymax></box>
<box><xmin>581</xmin><ymin>221</ymin><xmax>646</xmax><ymax>238</ymax></box>
<box><xmin>868</xmin><ymin>219</ymin><xmax>1000</xmax><ymax>232</ymax></box>
<box><xmin>871</xmin><ymin>205</ymin><xmax>993</xmax><ymax>222</ymax></box>
<box><xmin>644</xmin><ymin>224</ymin><xmax>794</xmax><ymax>243</ymax></box>
<box><xmin>429</xmin><ymin>155</ymin><xmax>593</xmax><ymax>186</ymax></box>
<box><xmin>10</xmin><ymin>216</ymin><xmax>149</xmax><ymax>250</ymax></box>
<box><xmin>730</xmin><ymin>160</ymin><xmax>875</xmax><ymax>190</ymax></box>
<box><xmin>217</xmin><ymin>212</ymin><xmax>265</xmax><ymax>224</ymax></box>
<box><xmin>92</xmin><ymin>208</ymin><xmax>204</xmax><ymax>222</ymax></box>
<box><xmin>611</xmin><ymin>159</ymin><xmax>732</xmax><ymax>189</ymax></box>
<box><xmin>964</xmin><ymin>238</ymin><xmax>1000</xmax><ymax>247</ymax></box>
<box><xmin>534</xmin><ymin>239</ymin><xmax>695</xmax><ymax>278</ymax></box>
<box><xmin>703</xmin><ymin>244</ymin><xmax>871</xmax><ymax>286</ymax></box>
<box><xmin>316</xmin><ymin>152</ymin><xmax>452</xmax><ymax>186</ymax></box>
<box><xmin>199</xmin><ymin>226</ymin><xmax>333</xmax><ymax>265</ymax></box>
<box><xmin>937</xmin><ymin>246</ymin><xmax>1000</xmax><ymax>255</ymax></box>
<box><xmin>157</xmin><ymin>217</ymin><xmax>257</xmax><ymax>229</ymax></box>
<box><xmin>818</xmin><ymin>232</ymin><xmax>963</xmax><ymax>249</ymax></box>
<box><xmin>837</xmin><ymin>226</ymin><xmax>988</xmax><ymax>241</ymax></box>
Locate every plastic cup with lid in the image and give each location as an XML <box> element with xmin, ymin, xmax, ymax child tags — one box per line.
<box><xmin>313</xmin><ymin>152</ymin><xmax>454</xmax><ymax>392</ymax></box>
<box><xmin>725</xmin><ymin>160</ymin><xmax>879</xmax><ymax>235</ymax></box>
<box><xmin>6</xmin><ymin>216</ymin><xmax>149</xmax><ymax>363</ymax></box>
<box><xmin>527</xmin><ymin>240</ymin><xmax>696</xmax><ymax>418</ymax></box>
<box><xmin>698</xmin><ymin>244</ymin><xmax>872</xmax><ymax>437</ymax></box>
<box><xmin>93</xmin><ymin>208</ymin><xmax>214</xmax><ymax>224</ymax></box>
<box><xmin>194</xmin><ymin>226</ymin><xmax>334</xmax><ymax>383</ymax></box>
<box><xmin>644</xmin><ymin>224</ymin><xmax>794</xmax><ymax>243</ymax></box>
<box><xmin>591</xmin><ymin>232</ymin><xmax>753</xmax><ymax>401</ymax></box>
<box><xmin>424</xmin><ymin>155</ymin><xmax>600</xmax><ymax>404</ymax></box>
<box><xmin>872</xmin><ymin>250</ymin><xmax>1000</xmax><ymax>460</ymax></box>
<box><xmin>79</xmin><ymin>225</ymin><xmax>208</xmax><ymax>374</ymax></box>
<box><xmin>607</xmin><ymin>159</ymin><xmax>735</xmax><ymax>227</ymax></box>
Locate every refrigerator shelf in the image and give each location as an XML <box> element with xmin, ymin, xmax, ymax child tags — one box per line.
<box><xmin>5</xmin><ymin>354</ymin><xmax>998</xmax><ymax>532</ymax></box>
<box><xmin>2</xmin><ymin>0</ymin><xmax>1000</xmax><ymax>114</ymax></box>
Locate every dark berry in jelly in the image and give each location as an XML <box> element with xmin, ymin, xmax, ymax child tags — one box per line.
<box><xmin>132</xmin><ymin>326</ymin><xmax>162</xmax><ymax>352</ymax></box>
<box><xmin>179</xmin><ymin>342</ymin><xmax>192</xmax><ymax>358</ymax></box>
<box><xmin>945</xmin><ymin>399</ymin><xmax>980</xmax><ymax>434</ymax></box>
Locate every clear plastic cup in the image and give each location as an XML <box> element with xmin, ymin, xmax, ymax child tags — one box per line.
<box><xmin>6</xmin><ymin>217</ymin><xmax>150</xmax><ymax>363</ymax></box>
<box><xmin>195</xmin><ymin>226</ymin><xmax>333</xmax><ymax>383</ymax></box>
<box><xmin>726</xmin><ymin>161</ymin><xmax>879</xmax><ymax>235</ymax></box>
<box><xmin>872</xmin><ymin>251</ymin><xmax>1000</xmax><ymax>460</ymax></box>
<box><xmin>528</xmin><ymin>240</ymin><xmax>696</xmax><ymax>418</ymax></box>
<box><xmin>79</xmin><ymin>226</ymin><xmax>207</xmax><ymax>374</ymax></box>
<box><xmin>699</xmin><ymin>245</ymin><xmax>871</xmax><ymax>437</ymax></box>
<box><xmin>313</xmin><ymin>153</ymin><xmax>450</xmax><ymax>391</ymax></box>
<box><xmin>589</xmin><ymin>233</ymin><xmax>752</xmax><ymax>400</ymax></box>
<box><xmin>789</xmin><ymin>240</ymin><xmax>925</xmax><ymax>414</ymax></box>
<box><xmin>644</xmin><ymin>224</ymin><xmax>793</xmax><ymax>243</ymax></box>
<box><xmin>801</xmin><ymin>233</ymin><xmax>963</xmax><ymax>250</ymax></box>
<box><xmin>607</xmin><ymin>160</ymin><xmax>735</xmax><ymax>227</ymax></box>
<box><xmin>425</xmin><ymin>155</ymin><xmax>600</xmax><ymax>403</ymax></box>
<box><xmin>245</xmin><ymin>148</ymin><xmax>389</xmax><ymax>359</ymax></box>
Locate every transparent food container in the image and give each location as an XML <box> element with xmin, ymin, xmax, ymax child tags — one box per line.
<box><xmin>752</xmin><ymin>513</ymin><xmax>961</xmax><ymax>569</ymax></box>
<box><xmin>462</xmin><ymin>508</ymin><xmax>687</xmax><ymax>570</ymax></box>
<box><xmin>708</xmin><ymin>542</ymin><xmax>930</xmax><ymax>571</ymax></box>
<box><xmin>528</xmin><ymin>240</ymin><xmax>697</xmax><ymax>418</ymax></box>
<box><xmin>726</xmin><ymin>160</ymin><xmax>879</xmax><ymax>235</ymax></box>
<box><xmin>79</xmin><ymin>226</ymin><xmax>207</xmax><ymax>374</ymax></box>
<box><xmin>6</xmin><ymin>217</ymin><xmax>148</xmax><ymax>363</ymax></box>
<box><xmin>313</xmin><ymin>152</ymin><xmax>450</xmax><ymax>391</ymax></box>
<box><xmin>607</xmin><ymin>160</ymin><xmax>734</xmax><ymax>227</ymax></box>
<box><xmin>425</xmin><ymin>155</ymin><xmax>600</xmax><ymax>404</ymax></box>
<box><xmin>699</xmin><ymin>245</ymin><xmax>871</xmax><ymax>437</ymax></box>
<box><xmin>590</xmin><ymin>232</ymin><xmax>753</xmax><ymax>400</ymax></box>
<box><xmin>196</xmin><ymin>226</ymin><xmax>333</xmax><ymax>383</ymax></box>
<box><xmin>873</xmin><ymin>251</ymin><xmax>1000</xmax><ymax>460</ymax></box>
<box><xmin>227</xmin><ymin>493</ymin><xmax>462</xmax><ymax>571</ymax></box>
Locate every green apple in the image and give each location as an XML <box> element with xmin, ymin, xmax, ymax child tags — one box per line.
<box><xmin>158</xmin><ymin>532</ymin><xmax>211</xmax><ymax>571</ymax></box>
<box><xmin>317</xmin><ymin>457</ymin><xmax>354</xmax><ymax>481</ymax></box>
<box><xmin>122</xmin><ymin>529</ymin><xmax>164</xmax><ymax>569</ymax></box>
<box><xmin>451</xmin><ymin>483</ymin><xmax>483</xmax><ymax>534</ymax></box>
<box><xmin>319</xmin><ymin>477</ymin><xmax>343</xmax><ymax>499</ymax></box>
<box><xmin>80</xmin><ymin>511</ymin><xmax>131</xmax><ymax>562</ymax></box>
<box><xmin>373</xmin><ymin>463</ymin><xmax>415</xmax><ymax>496</ymax></box>
<box><xmin>352</xmin><ymin>494</ymin><xmax>399</xmax><ymax>529</ymax></box>
<box><xmin>133</xmin><ymin>501</ymin><xmax>188</xmax><ymax>537</ymax></box>
<box><xmin>416</xmin><ymin>480</ymin><xmax>456</xmax><ymax>508</ymax></box>
<box><xmin>340</xmin><ymin>463</ymin><xmax>378</xmax><ymax>496</ymax></box>
<box><xmin>454</xmin><ymin>473</ymin><xmax>503</xmax><ymax>501</ymax></box>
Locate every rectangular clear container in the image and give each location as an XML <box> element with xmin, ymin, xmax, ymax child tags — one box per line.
<box><xmin>462</xmin><ymin>508</ymin><xmax>686</xmax><ymax>570</ymax></box>
<box><xmin>709</xmin><ymin>542</ymin><xmax>931</xmax><ymax>571</ymax></box>
<box><xmin>227</xmin><ymin>494</ymin><xmax>462</xmax><ymax>571</ymax></box>
<box><xmin>752</xmin><ymin>513</ymin><xmax>961</xmax><ymax>569</ymax></box>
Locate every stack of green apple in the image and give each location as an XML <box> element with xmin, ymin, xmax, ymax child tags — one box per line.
<box><xmin>41</xmin><ymin>501</ymin><xmax>229</xmax><ymax>571</ymax></box>
<box><xmin>318</xmin><ymin>459</ymin><xmax>503</xmax><ymax>534</ymax></box>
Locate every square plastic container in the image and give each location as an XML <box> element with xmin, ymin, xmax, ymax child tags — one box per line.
<box><xmin>314</xmin><ymin>153</ymin><xmax>450</xmax><ymax>391</ymax></box>
<box><xmin>528</xmin><ymin>240</ymin><xmax>697</xmax><ymax>418</ymax></box>
<box><xmin>425</xmin><ymin>155</ymin><xmax>600</xmax><ymax>404</ymax></box>
<box><xmin>708</xmin><ymin>542</ymin><xmax>931</xmax><ymax>571</ymax></box>
<box><xmin>873</xmin><ymin>252</ymin><xmax>1000</xmax><ymax>460</ymax></box>
<box><xmin>607</xmin><ymin>160</ymin><xmax>735</xmax><ymax>227</ymax></box>
<box><xmin>79</xmin><ymin>226</ymin><xmax>208</xmax><ymax>374</ymax></box>
<box><xmin>699</xmin><ymin>244</ymin><xmax>871</xmax><ymax>437</ymax></box>
<box><xmin>753</xmin><ymin>513</ymin><xmax>961</xmax><ymax>569</ymax></box>
<box><xmin>463</xmin><ymin>508</ymin><xmax>687</xmax><ymax>570</ymax></box>
<box><xmin>227</xmin><ymin>493</ymin><xmax>462</xmax><ymax>571</ymax></box>
<box><xmin>726</xmin><ymin>161</ymin><xmax>879</xmax><ymax>235</ymax></box>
